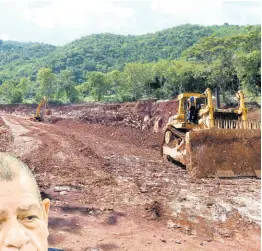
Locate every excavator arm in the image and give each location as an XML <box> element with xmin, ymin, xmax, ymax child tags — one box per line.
<box><xmin>30</xmin><ymin>96</ymin><xmax>49</xmax><ymax>122</ymax></box>
<box><xmin>35</xmin><ymin>96</ymin><xmax>47</xmax><ymax>118</ymax></box>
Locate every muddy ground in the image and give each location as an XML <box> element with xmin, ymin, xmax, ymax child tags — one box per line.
<box><xmin>0</xmin><ymin>100</ymin><xmax>261</xmax><ymax>251</ymax></box>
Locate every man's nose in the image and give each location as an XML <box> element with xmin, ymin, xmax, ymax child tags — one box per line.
<box><xmin>3</xmin><ymin>219</ymin><xmax>29</xmax><ymax>248</ymax></box>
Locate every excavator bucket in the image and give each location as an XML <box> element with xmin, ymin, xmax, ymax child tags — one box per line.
<box><xmin>186</xmin><ymin>129</ymin><xmax>261</xmax><ymax>178</ymax></box>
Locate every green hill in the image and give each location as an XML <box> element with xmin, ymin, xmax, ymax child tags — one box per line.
<box><xmin>0</xmin><ymin>41</ymin><xmax>56</xmax><ymax>66</ymax></box>
<box><xmin>0</xmin><ymin>24</ymin><xmax>252</xmax><ymax>84</ymax></box>
<box><xmin>0</xmin><ymin>24</ymin><xmax>260</xmax><ymax>103</ymax></box>
<box><xmin>0</xmin><ymin>41</ymin><xmax>56</xmax><ymax>83</ymax></box>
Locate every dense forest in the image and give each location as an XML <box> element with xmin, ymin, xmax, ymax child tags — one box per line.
<box><xmin>0</xmin><ymin>24</ymin><xmax>260</xmax><ymax>104</ymax></box>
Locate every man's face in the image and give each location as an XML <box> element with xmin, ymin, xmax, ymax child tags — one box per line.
<box><xmin>0</xmin><ymin>172</ymin><xmax>50</xmax><ymax>251</ymax></box>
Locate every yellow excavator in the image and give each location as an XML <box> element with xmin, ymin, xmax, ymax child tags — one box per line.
<box><xmin>30</xmin><ymin>96</ymin><xmax>51</xmax><ymax>122</ymax></box>
<box><xmin>162</xmin><ymin>88</ymin><xmax>261</xmax><ymax>178</ymax></box>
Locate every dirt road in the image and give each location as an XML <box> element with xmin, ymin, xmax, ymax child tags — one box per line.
<box><xmin>0</xmin><ymin>113</ymin><xmax>260</xmax><ymax>251</ymax></box>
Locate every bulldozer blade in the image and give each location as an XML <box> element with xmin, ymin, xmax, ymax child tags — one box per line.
<box><xmin>185</xmin><ymin>129</ymin><xmax>261</xmax><ymax>178</ymax></box>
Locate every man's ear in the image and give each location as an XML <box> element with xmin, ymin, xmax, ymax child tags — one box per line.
<box><xmin>42</xmin><ymin>198</ymin><xmax>51</xmax><ymax>224</ymax></box>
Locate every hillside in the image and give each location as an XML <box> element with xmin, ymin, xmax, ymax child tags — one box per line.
<box><xmin>0</xmin><ymin>41</ymin><xmax>56</xmax><ymax>66</ymax></box>
<box><xmin>0</xmin><ymin>24</ymin><xmax>253</xmax><ymax>84</ymax></box>
<box><xmin>51</xmin><ymin>24</ymin><xmax>249</xmax><ymax>74</ymax></box>
<box><xmin>0</xmin><ymin>24</ymin><xmax>260</xmax><ymax>104</ymax></box>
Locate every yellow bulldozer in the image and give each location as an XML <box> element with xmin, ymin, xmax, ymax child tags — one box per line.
<box><xmin>162</xmin><ymin>88</ymin><xmax>261</xmax><ymax>178</ymax></box>
<box><xmin>30</xmin><ymin>96</ymin><xmax>52</xmax><ymax>122</ymax></box>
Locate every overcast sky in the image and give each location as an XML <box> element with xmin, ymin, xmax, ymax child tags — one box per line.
<box><xmin>0</xmin><ymin>0</ymin><xmax>260</xmax><ymax>45</ymax></box>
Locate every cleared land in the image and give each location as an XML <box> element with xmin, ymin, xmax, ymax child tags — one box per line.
<box><xmin>0</xmin><ymin>100</ymin><xmax>260</xmax><ymax>251</ymax></box>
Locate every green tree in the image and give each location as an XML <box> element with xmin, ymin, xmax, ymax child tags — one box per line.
<box><xmin>234</xmin><ymin>50</ymin><xmax>261</xmax><ymax>97</ymax></box>
<box><xmin>106</xmin><ymin>70</ymin><xmax>125</xmax><ymax>101</ymax></box>
<box><xmin>36</xmin><ymin>68</ymin><xmax>56</xmax><ymax>101</ymax></box>
<box><xmin>57</xmin><ymin>70</ymin><xmax>80</xmax><ymax>103</ymax></box>
<box><xmin>84</xmin><ymin>72</ymin><xmax>108</xmax><ymax>101</ymax></box>
<box><xmin>0</xmin><ymin>80</ymin><xmax>21</xmax><ymax>103</ymax></box>
<box><xmin>123</xmin><ymin>62</ymin><xmax>154</xmax><ymax>100</ymax></box>
<box><xmin>15</xmin><ymin>77</ymin><xmax>35</xmax><ymax>102</ymax></box>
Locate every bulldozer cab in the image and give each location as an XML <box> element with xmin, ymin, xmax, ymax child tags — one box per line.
<box><xmin>168</xmin><ymin>93</ymin><xmax>206</xmax><ymax>128</ymax></box>
<box><xmin>168</xmin><ymin>88</ymin><xmax>260</xmax><ymax>130</ymax></box>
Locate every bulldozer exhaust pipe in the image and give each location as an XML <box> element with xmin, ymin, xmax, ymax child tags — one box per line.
<box><xmin>215</xmin><ymin>86</ymin><xmax>220</xmax><ymax>109</ymax></box>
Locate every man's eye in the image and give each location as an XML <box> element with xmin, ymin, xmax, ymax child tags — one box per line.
<box><xmin>24</xmin><ymin>215</ymin><xmax>38</xmax><ymax>221</ymax></box>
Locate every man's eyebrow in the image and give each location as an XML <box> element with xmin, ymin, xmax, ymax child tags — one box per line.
<box><xmin>0</xmin><ymin>210</ymin><xmax>8</xmax><ymax>218</ymax></box>
<box><xmin>17</xmin><ymin>204</ymin><xmax>41</xmax><ymax>213</ymax></box>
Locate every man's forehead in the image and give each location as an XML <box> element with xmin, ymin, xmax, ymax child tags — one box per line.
<box><xmin>0</xmin><ymin>178</ymin><xmax>41</xmax><ymax>209</ymax></box>
<box><xmin>0</xmin><ymin>203</ymin><xmax>41</xmax><ymax>212</ymax></box>
<box><xmin>0</xmin><ymin>171</ymin><xmax>37</xmax><ymax>192</ymax></box>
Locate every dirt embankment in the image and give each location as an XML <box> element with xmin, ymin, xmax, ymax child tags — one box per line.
<box><xmin>0</xmin><ymin>117</ymin><xmax>12</xmax><ymax>152</ymax></box>
<box><xmin>0</xmin><ymin>100</ymin><xmax>260</xmax><ymax>132</ymax></box>
<box><xmin>0</xmin><ymin>99</ymin><xmax>179</xmax><ymax>131</ymax></box>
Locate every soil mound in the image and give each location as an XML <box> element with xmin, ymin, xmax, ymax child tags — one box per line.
<box><xmin>0</xmin><ymin>117</ymin><xmax>13</xmax><ymax>152</ymax></box>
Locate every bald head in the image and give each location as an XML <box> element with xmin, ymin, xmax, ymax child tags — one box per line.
<box><xmin>0</xmin><ymin>152</ymin><xmax>41</xmax><ymax>201</ymax></box>
<box><xmin>0</xmin><ymin>152</ymin><xmax>51</xmax><ymax>250</ymax></box>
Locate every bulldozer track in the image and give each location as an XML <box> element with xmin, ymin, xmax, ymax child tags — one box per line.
<box><xmin>161</xmin><ymin>125</ymin><xmax>186</xmax><ymax>156</ymax></box>
<box><xmin>166</xmin><ymin>125</ymin><xmax>186</xmax><ymax>140</ymax></box>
